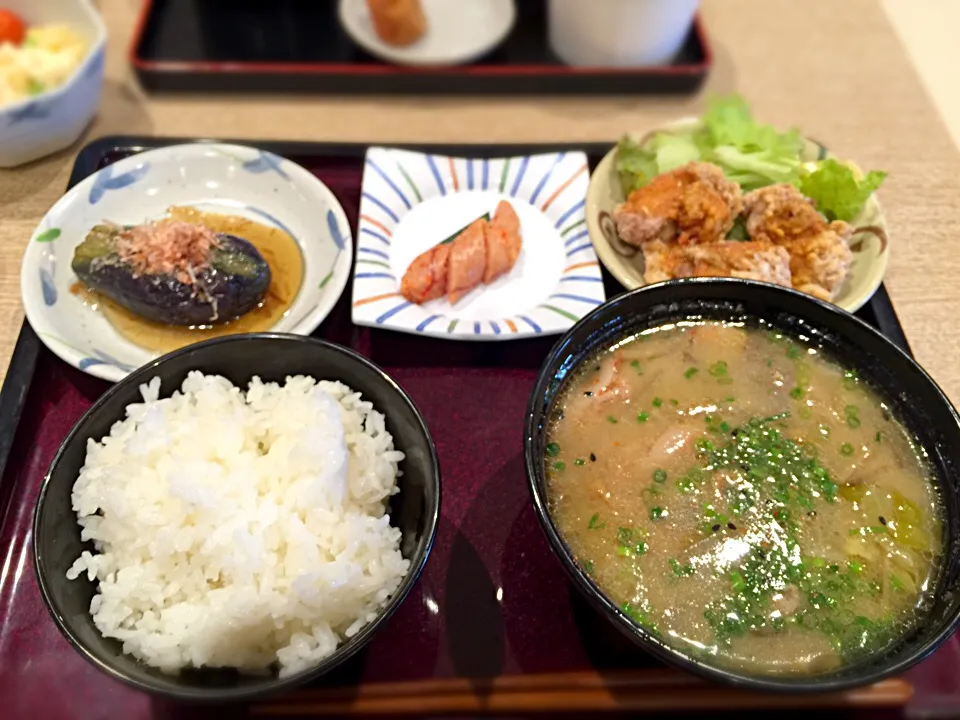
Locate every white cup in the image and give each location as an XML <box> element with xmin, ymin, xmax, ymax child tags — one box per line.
<box><xmin>548</xmin><ymin>0</ymin><xmax>700</xmax><ymax>67</ymax></box>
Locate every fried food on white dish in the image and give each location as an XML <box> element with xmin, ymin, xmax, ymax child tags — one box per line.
<box><xmin>613</xmin><ymin>161</ymin><xmax>743</xmax><ymax>247</ymax></box>
<box><xmin>611</xmin><ymin>159</ymin><xmax>856</xmax><ymax>302</ymax></box>
<box><xmin>366</xmin><ymin>0</ymin><xmax>427</xmax><ymax>46</ymax></box>
<box><xmin>643</xmin><ymin>241</ymin><xmax>792</xmax><ymax>288</ymax></box>
<box><xmin>612</xmin><ymin>160</ymin><xmax>785</xmax><ymax>291</ymax></box>
<box><xmin>743</xmin><ymin>184</ymin><xmax>853</xmax><ymax>301</ymax></box>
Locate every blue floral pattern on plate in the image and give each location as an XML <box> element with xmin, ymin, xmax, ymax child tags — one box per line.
<box><xmin>22</xmin><ymin>142</ymin><xmax>353</xmax><ymax>383</ymax></box>
<box><xmin>88</xmin><ymin>162</ymin><xmax>150</xmax><ymax>205</ymax></box>
<box><xmin>35</xmin><ymin>227</ymin><xmax>61</xmax><ymax>307</ymax></box>
<box><xmin>320</xmin><ymin>209</ymin><xmax>347</xmax><ymax>290</ymax></box>
<box><xmin>40</xmin><ymin>266</ymin><xmax>57</xmax><ymax>307</ymax></box>
<box><xmin>78</xmin><ymin>351</ymin><xmax>135</xmax><ymax>372</ymax></box>
<box><xmin>241</xmin><ymin>150</ymin><xmax>290</xmax><ymax>180</ymax></box>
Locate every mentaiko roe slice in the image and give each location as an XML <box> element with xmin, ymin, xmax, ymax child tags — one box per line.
<box><xmin>447</xmin><ymin>218</ymin><xmax>487</xmax><ymax>304</ymax></box>
<box><xmin>399</xmin><ymin>243</ymin><xmax>450</xmax><ymax>303</ymax></box>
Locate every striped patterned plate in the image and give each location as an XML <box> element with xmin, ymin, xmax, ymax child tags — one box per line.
<box><xmin>352</xmin><ymin>147</ymin><xmax>604</xmax><ymax>340</ymax></box>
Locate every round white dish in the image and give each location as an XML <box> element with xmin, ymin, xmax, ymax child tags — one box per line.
<box><xmin>0</xmin><ymin>0</ymin><xmax>106</xmax><ymax>168</ymax></box>
<box><xmin>21</xmin><ymin>142</ymin><xmax>353</xmax><ymax>382</ymax></box>
<box><xmin>338</xmin><ymin>0</ymin><xmax>516</xmax><ymax>67</ymax></box>
<box><xmin>586</xmin><ymin>118</ymin><xmax>890</xmax><ymax>315</ymax></box>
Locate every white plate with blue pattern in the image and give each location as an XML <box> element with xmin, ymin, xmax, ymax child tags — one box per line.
<box><xmin>352</xmin><ymin>147</ymin><xmax>604</xmax><ymax>340</ymax></box>
<box><xmin>21</xmin><ymin>142</ymin><xmax>353</xmax><ymax>382</ymax></box>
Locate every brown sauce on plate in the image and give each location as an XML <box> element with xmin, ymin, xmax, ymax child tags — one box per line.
<box><xmin>72</xmin><ymin>206</ymin><xmax>304</xmax><ymax>354</ymax></box>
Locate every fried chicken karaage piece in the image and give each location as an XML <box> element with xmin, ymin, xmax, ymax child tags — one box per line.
<box><xmin>743</xmin><ymin>184</ymin><xmax>853</xmax><ymax>301</ymax></box>
<box><xmin>643</xmin><ymin>241</ymin><xmax>792</xmax><ymax>288</ymax></box>
<box><xmin>613</xmin><ymin>161</ymin><xmax>743</xmax><ymax>248</ymax></box>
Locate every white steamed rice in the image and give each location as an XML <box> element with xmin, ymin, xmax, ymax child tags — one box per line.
<box><xmin>66</xmin><ymin>371</ymin><xmax>409</xmax><ymax>677</ymax></box>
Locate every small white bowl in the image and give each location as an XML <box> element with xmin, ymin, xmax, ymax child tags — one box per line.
<box><xmin>21</xmin><ymin>142</ymin><xmax>354</xmax><ymax>382</ymax></box>
<box><xmin>0</xmin><ymin>0</ymin><xmax>106</xmax><ymax>168</ymax></box>
<box><xmin>338</xmin><ymin>0</ymin><xmax>516</xmax><ymax>67</ymax></box>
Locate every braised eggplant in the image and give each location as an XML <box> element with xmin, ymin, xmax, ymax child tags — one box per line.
<box><xmin>72</xmin><ymin>222</ymin><xmax>272</xmax><ymax>326</ymax></box>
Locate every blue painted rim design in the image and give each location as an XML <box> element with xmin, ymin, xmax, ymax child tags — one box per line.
<box><xmin>354</xmin><ymin>149</ymin><xmax>604</xmax><ymax>338</ymax></box>
<box><xmin>361</xmin><ymin>227</ymin><xmax>391</xmax><ymax>246</ymax></box>
<box><xmin>28</xmin><ymin>142</ymin><xmax>356</xmax><ymax>381</ymax></box>
<box><xmin>366</xmin><ymin>159</ymin><xmax>412</xmax><ymax>210</ymax></box>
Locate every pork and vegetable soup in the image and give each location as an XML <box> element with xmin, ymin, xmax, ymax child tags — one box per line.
<box><xmin>546</xmin><ymin>322</ymin><xmax>942</xmax><ymax>675</ymax></box>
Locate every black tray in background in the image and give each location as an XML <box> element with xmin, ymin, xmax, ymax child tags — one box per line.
<box><xmin>0</xmin><ymin>135</ymin><xmax>912</xmax><ymax>503</ymax></box>
<box><xmin>130</xmin><ymin>0</ymin><xmax>711</xmax><ymax>95</ymax></box>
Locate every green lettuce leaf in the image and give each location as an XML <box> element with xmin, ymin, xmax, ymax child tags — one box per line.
<box><xmin>616</xmin><ymin>135</ymin><xmax>659</xmax><ymax>195</ymax></box>
<box><xmin>701</xmin><ymin>95</ymin><xmax>804</xmax><ymax>157</ymax></box>
<box><xmin>798</xmin><ymin>158</ymin><xmax>887</xmax><ymax>222</ymax></box>
<box><xmin>653</xmin><ymin>133</ymin><xmax>701</xmax><ymax>173</ymax></box>
<box><xmin>613</xmin><ymin>95</ymin><xmax>884</xmax><ymax>215</ymax></box>
<box><xmin>616</xmin><ymin>132</ymin><xmax>704</xmax><ymax>195</ymax></box>
<box><xmin>710</xmin><ymin>145</ymin><xmax>802</xmax><ymax>190</ymax></box>
<box><xmin>697</xmin><ymin>95</ymin><xmax>804</xmax><ymax>188</ymax></box>
<box><xmin>701</xmin><ymin>94</ymin><xmax>755</xmax><ymax>147</ymax></box>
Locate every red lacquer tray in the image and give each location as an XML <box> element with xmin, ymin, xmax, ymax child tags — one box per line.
<box><xmin>0</xmin><ymin>138</ymin><xmax>957</xmax><ymax>720</ymax></box>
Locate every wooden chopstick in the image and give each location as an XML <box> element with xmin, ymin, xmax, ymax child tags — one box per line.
<box><xmin>251</xmin><ymin>669</ymin><xmax>913</xmax><ymax>715</ymax></box>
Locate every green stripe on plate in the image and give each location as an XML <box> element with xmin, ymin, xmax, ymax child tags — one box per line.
<box><xmin>561</xmin><ymin>218</ymin><xmax>587</xmax><ymax>237</ymax></box>
<box><xmin>447</xmin><ymin>319</ymin><xmax>459</xmax><ymax>333</ymax></box>
<box><xmin>499</xmin><ymin>158</ymin><xmax>511</xmax><ymax>193</ymax></box>
<box><xmin>397</xmin><ymin>163</ymin><xmax>424</xmax><ymax>203</ymax></box>
<box><xmin>540</xmin><ymin>304</ymin><xmax>579</xmax><ymax>322</ymax></box>
<box><xmin>356</xmin><ymin>258</ymin><xmax>392</xmax><ymax>269</ymax></box>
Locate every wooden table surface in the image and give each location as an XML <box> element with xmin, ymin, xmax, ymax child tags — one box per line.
<box><xmin>1</xmin><ymin>0</ymin><xmax>958</xmax><ymax>406</ymax></box>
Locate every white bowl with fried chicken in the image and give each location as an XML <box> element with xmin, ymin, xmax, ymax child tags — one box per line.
<box><xmin>586</xmin><ymin>109</ymin><xmax>889</xmax><ymax>313</ymax></box>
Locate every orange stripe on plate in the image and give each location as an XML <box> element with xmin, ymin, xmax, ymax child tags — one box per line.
<box><xmin>505</xmin><ymin>319</ymin><xmax>518</xmax><ymax>333</ymax></box>
<box><xmin>360</xmin><ymin>215</ymin><xmax>392</xmax><ymax>237</ymax></box>
<box><xmin>540</xmin><ymin>165</ymin><xmax>588</xmax><ymax>212</ymax></box>
<box><xmin>448</xmin><ymin>157</ymin><xmax>459</xmax><ymax>192</ymax></box>
<box><xmin>353</xmin><ymin>292</ymin><xmax>400</xmax><ymax>307</ymax></box>
<box><xmin>564</xmin><ymin>261</ymin><xmax>600</xmax><ymax>273</ymax></box>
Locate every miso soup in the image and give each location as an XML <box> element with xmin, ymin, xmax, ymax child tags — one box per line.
<box><xmin>546</xmin><ymin>321</ymin><xmax>942</xmax><ymax>675</ymax></box>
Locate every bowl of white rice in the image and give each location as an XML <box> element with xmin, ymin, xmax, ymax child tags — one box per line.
<box><xmin>32</xmin><ymin>333</ymin><xmax>440</xmax><ymax>701</ymax></box>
